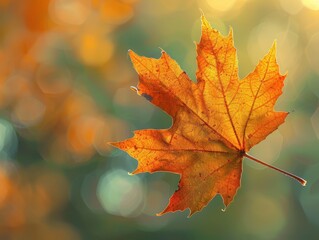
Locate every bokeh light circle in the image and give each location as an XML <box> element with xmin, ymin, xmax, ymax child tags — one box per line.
<box><xmin>302</xmin><ymin>0</ymin><xmax>319</xmax><ymax>10</ymax></box>
<box><xmin>97</xmin><ymin>169</ymin><xmax>144</xmax><ymax>217</ymax></box>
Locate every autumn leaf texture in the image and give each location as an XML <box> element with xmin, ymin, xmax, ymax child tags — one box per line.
<box><xmin>110</xmin><ymin>15</ymin><xmax>306</xmax><ymax>216</ymax></box>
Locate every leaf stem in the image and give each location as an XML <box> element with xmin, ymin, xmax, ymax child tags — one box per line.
<box><xmin>243</xmin><ymin>153</ymin><xmax>307</xmax><ymax>186</ymax></box>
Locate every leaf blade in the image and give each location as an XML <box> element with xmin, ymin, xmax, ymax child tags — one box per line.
<box><xmin>112</xmin><ymin>15</ymin><xmax>292</xmax><ymax>216</ymax></box>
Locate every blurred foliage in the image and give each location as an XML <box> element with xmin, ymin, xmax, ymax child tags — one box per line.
<box><xmin>0</xmin><ymin>0</ymin><xmax>318</xmax><ymax>239</ymax></box>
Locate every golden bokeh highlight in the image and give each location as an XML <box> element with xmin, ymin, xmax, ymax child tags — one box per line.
<box><xmin>206</xmin><ymin>0</ymin><xmax>238</xmax><ymax>12</ymax></box>
<box><xmin>302</xmin><ymin>0</ymin><xmax>319</xmax><ymax>10</ymax></box>
<box><xmin>75</xmin><ymin>27</ymin><xmax>114</xmax><ymax>66</ymax></box>
<box><xmin>98</xmin><ymin>0</ymin><xmax>134</xmax><ymax>24</ymax></box>
<box><xmin>49</xmin><ymin>0</ymin><xmax>91</xmax><ymax>26</ymax></box>
<box><xmin>0</xmin><ymin>0</ymin><xmax>137</xmax><ymax>163</ymax></box>
<box><xmin>0</xmin><ymin>165</ymin><xmax>79</xmax><ymax>240</ymax></box>
<box><xmin>279</xmin><ymin>0</ymin><xmax>303</xmax><ymax>14</ymax></box>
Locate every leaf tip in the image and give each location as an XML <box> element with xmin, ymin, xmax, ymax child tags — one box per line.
<box><xmin>227</xmin><ymin>26</ymin><xmax>235</xmax><ymax>43</ymax></box>
<box><xmin>200</xmin><ymin>12</ymin><xmax>210</xmax><ymax>29</ymax></box>
<box><xmin>156</xmin><ymin>209</ymin><xmax>168</xmax><ymax>216</ymax></box>
<box><xmin>108</xmin><ymin>141</ymin><xmax>128</xmax><ymax>152</ymax></box>
<box><xmin>187</xmin><ymin>210</ymin><xmax>195</xmax><ymax>218</ymax></box>
<box><xmin>271</xmin><ymin>40</ymin><xmax>277</xmax><ymax>53</ymax></box>
<box><xmin>107</xmin><ymin>141</ymin><xmax>118</xmax><ymax>147</ymax></box>
<box><xmin>128</xmin><ymin>49</ymin><xmax>138</xmax><ymax>60</ymax></box>
<box><xmin>228</xmin><ymin>26</ymin><xmax>234</xmax><ymax>36</ymax></box>
<box><xmin>130</xmin><ymin>86</ymin><xmax>141</xmax><ymax>96</ymax></box>
<box><xmin>199</xmin><ymin>8</ymin><xmax>204</xmax><ymax>17</ymax></box>
<box><xmin>158</xmin><ymin>47</ymin><xmax>166</xmax><ymax>54</ymax></box>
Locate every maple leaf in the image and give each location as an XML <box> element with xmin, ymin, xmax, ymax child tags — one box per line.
<box><xmin>110</xmin><ymin>15</ymin><xmax>306</xmax><ymax>216</ymax></box>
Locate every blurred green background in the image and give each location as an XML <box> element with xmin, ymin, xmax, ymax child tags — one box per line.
<box><xmin>0</xmin><ymin>0</ymin><xmax>318</xmax><ymax>239</ymax></box>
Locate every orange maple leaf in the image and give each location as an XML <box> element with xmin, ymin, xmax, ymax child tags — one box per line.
<box><xmin>111</xmin><ymin>15</ymin><xmax>306</xmax><ymax>216</ymax></box>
